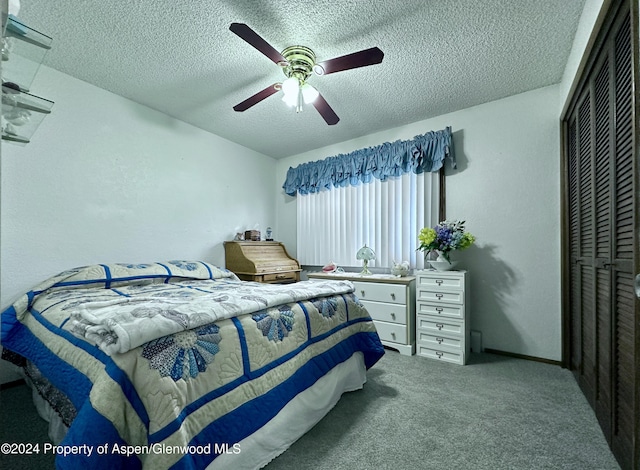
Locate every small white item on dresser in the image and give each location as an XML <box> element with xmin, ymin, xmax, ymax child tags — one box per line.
<box><xmin>390</xmin><ymin>260</ymin><xmax>410</xmax><ymax>277</ymax></box>
<box><xmin>322</xmin><ymin>261</ymin><xmax>338</xmax><ymax>273</ymax></box>
<box><xmin>415</xmin><ymin>270</ymin><xmax>469</xmax><ymax>365</ymax></box>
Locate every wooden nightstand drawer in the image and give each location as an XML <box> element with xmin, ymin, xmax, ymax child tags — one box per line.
<box><xmin>417</xmin><ymin>331</ymin><xmax>463</xmax><ymax>351</ymax></box>
<box><xmin>417</xmin><ymin>345</ymin><xmax>464</xmax><ymax>365</ymax></box>
<box><xmin>416</xmin><ymin>274</ymin><xmax>464</xmax><ymax>290</ymax></box>
<box><xmin>262</xmin><ymin>271</ymin><xmax>299</xmax><ymax>283</ymax></box>
<box><xmin>416</xmin><ymin>301</ymin><xmax>464</xmax><ymax>319</ymax></box>
<box><xmin>416</xmin><ymin>316</ymin><xmax>464</xmax><ymax>337</ymax></box>
<box><xmin>361</xmin><ymin>300</ymin><xmax>407</xmax><ymax>325</ymax></box>
<box><xmin>417</xmin><ymin>289</ymin><xmax>464</xmax><ymax>304</ymax></box>
<box><xmin>374</xmin><ymin>320</ymin><xmax>407</xmax><ymax>344</ymax></box>
<box><xmin>353</xmin><ymin>281</ymin><xmax>406</xmax><ymax>304</ymax></box>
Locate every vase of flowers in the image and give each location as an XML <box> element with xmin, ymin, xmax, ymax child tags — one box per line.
<box><xmin>417</xmin><ymin>220</ymin><xmax>475</xmax><ymax>271</ymax></box>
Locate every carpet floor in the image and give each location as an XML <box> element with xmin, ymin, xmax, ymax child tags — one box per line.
<box><xmin>0</xmin><ymin>351</ymin><xmax>621</xmax><ymax>469</ymax></box>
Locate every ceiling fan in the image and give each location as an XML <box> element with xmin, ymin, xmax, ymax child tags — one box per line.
<box><xmin>229</xmin><ymin>23</ymin><xmax>384</xmax><ymax>125</ymax></box>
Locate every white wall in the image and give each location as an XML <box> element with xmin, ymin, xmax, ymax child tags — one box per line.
<box><xmin>273</xmin><ymin>0</ymin><xmax>610</xmax><ymax>363</ymax></box>
<box><xmin>558</xmin><ymin>0</ymin><xmax>607</xmax><ymax>115</ymax></box>
<box><xmin>0</xmin><ymin>66</ymin><xmax>275</xmax><ymax>383</ymax></box>
<box><xmin>276</xmin><ymin>84</ymin><xmax>562</xmax><ymax>361</ymax></box>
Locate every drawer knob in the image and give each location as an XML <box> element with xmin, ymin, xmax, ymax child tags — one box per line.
<box><xmin>436</xmin><ymin>323</ymin><xmax>444</xmax><ymax>330</ymax></box>
<box><xmin>390</xmin><ymin>312</ymin><xmax>396</xmax><ymax>319</ymax></box>
<box><xmin>435</xmin><ymin>293</ymin><xmax>444</xmax><ymax>299</ymax></box>
<box><xmin>361</xmin><ymin>290</ymin><xmax>365</xmax><ymax>297</ymax></box>
<box><xmin>390</xmin><ymin>293</ymin><xmax>395</xmax><ymax>300</ymax></box>
<box><xmin>436</xmin><ymin>351</ymin><xmax>444</xmax><ymax>358</ymax></box>
<box><xmin>435</xmin><ymin>307</ymin><xmax>443</xmax><ymax>313</ymax></box>
<box><xmin>391</xmin><ymin>332</ymin><xmax>396</xmax><ymax>338</ymax></box>
<box><xmin>436</xmin><ymin>337</ymin><xmax>444</xmax><ymax>344</ymax></box>
<box><xmin>436</xmin><ymin>279</ymin><xmax>444</xmax><ymax>285</ymax></box>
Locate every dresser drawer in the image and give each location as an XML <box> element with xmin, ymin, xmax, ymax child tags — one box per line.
<box><xmin>261</xmin><ymin>271</ymin><xmax>298</xmax><ymax>283</ymax></box>
<box><xmin>361</xmin><ymin>300</ymin><xmax>407</xmax><ymax>325</ymax></box>
<box><xmin>417</xmin><ymin>288</ymin><xmax>464</xmax><ymax>305</ymax></box>
<box><xmin>417</xmin><ymin>331</ymin><xmax>463</xmax><ymax>352</ymax></box>
<box><xmin>416</xmin><ymin>301</ymin><xmax>464</xmax><ymax>320</ymax></box>
<box><xmin>417</xmin><ymin>345</ymin><xmax>464</xmax><ymax>365</ymax></box>
<box><xmin>417</xmin><ymin>274</ymin><xmax>464</xmax><ymax>290</ymax></box>
<box><xmin>374</xmin><ymin>320</ymin><xmax>407</xmax><ymax>344</ymax></box>
<box><xmin>416</xmin><ymin>316</ymin><xmax>464</xmax><ymax>337</ymax></box>
<box><xmin>353</xmin><ymin>281</ymin><xmax>406</xmax><ymax>304</ymax></box>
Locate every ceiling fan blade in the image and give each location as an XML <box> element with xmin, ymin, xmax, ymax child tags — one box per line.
<box><xmin>313</xmin><ymin>93</ymin><xmax>340</xmax><ymax>125</ymax></box>
<box><xmin>314</xmin><ymin>47</ymin><xmax>384</xmax><ymax>75</ymax></box>
<box><xmin>233</xmin><ymin>83</ymin><xmax>280</xmax><ymax>112</ymax></box>
<box><xmin>229</xmin><ymin>23</ymin><xmax>287</xmax><ymax>65</ymax></box>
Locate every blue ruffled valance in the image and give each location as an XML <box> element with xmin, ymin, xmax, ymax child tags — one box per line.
<box><xmin>282</xmin><ymin>126</ymin><xmax>454</xmax><ymax>196</ymax></box>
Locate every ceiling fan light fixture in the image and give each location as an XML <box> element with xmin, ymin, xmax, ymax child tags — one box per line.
<box><xmin>281</xmin><ymin>91</ymin><xmax>297</xmax><ymax>107</ymax></box>
<box><xmin>301</xmin><ymin>83</ymin><xmax>319</xmax><ymax>104</ymax></box>
<box><xmin>281</xmin><ymin>76</ymin><xmax>299</xmax><ymax>97</ymax></box>
<box><xmin>230</xmin><ymin>23</ymin><xmax>383</xmax><ymax>125</ymax></box>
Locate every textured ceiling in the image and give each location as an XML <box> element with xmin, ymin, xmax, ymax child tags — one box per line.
<box><xmin>18</xmin><ymin>0</ymin><xmax>585</xmax><ymax>159</ymax></box>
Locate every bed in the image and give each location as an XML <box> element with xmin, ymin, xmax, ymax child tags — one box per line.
<box><xmin>0</xmin><ymin>261</ymin><xmax>384</xmax><ymax>469</ymax></box>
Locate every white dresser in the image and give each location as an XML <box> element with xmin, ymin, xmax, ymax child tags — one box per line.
<box><xmin>307</xmin><ymin>272</ymin><xmax>416</xmax><ymax>355</ymax></box>
<box><xmin>415</xmin><ymin>270</ymin><xmax>469</xmax><ymax>365</ymax></box>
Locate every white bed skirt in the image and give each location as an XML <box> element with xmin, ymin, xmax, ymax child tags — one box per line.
<box><xmin>210</xmin><ymin>351</ymin><xmax>366</xmax><ymax>469</ymax></box>
<box><xmin>26</xmin><ymin>351</ymin><xmax>367</xmax><ymax>469</ymax></box>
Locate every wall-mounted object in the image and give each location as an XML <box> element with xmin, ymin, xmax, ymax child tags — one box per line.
<box><xmin>2</xmin><ymin>14</ymin><xmax>51</xmax><ymax>92</ymax></box>
<box><xmin>2</xmin><ymin>82</ymin><xmax>53</xmax><ymax>143</ymax></box>
<box><xmin>2</xmin><ymin>15</ymin><xmax>53</xmax><ymax>144</ymax></box>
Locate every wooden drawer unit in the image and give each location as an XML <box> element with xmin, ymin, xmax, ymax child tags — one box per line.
<box><xmin>224</xmin><ymin>241</ymin><xmax>301</xmax><ymax>284</ymax></box>
<box><xmin>416</xmin><ymin>345</ymin><xmax>464</xmax><ymax>365</ymax></box>
<box><xmin>307</xmin><ymin>272</ymin><xmax>416</xmax><ymax>355</ymax></box>
<box><xmin>374</xmin><ymin>320</ymin><xmax>408</xmax><ymax>345</ymax></box>
<box><xmin>415</xmin><ymin>270</ymin><xmax>469</xmax><ymax>365</ymax></box>
<box><xmin>416</xmin><ymin>331</ymin><xmax>464</xmax><ymax>352</ymax></box>
<box><xmin>418</xmin><ymin>289</ymin><xmax>464</xmax><ymax>305</ymax></box>
<box><xmin>416</xmin><ymin>302</ymin><xmax>464</xmax><ymax>320</ymax></box>
<box><xmin>360</xmin><ymin>300</ymin><xmax>407</xmax><ymax>324</ymax></box>
<box><xmin>353</xmin><ymin>282</ymin><xmax>407</xmax><ymax>304</ymax></box>
<box><xmin>417</xmin><ymin>274</ymin><xmax>464</xmax><ymax>290</ymax></box>
<box><xmin>416</xmin><ymin>316</ymin><xmax>465</xmax><ymax>337</ymax></box>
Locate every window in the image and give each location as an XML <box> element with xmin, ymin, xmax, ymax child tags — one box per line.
<box><xmin>282</xmin><ymin>127</ymin><xmax>453</xmax><ymax>271</ymax></box>
<box><xmin>297</xmin><ymin>170</ymin><xmax>440</xmax><ymax>270</ymax></box>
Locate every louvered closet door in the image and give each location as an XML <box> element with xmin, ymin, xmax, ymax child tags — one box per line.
<box><xmin>567</xmin><ymin>63</ymin><xmax>612</xmax><ymax>440</ymax></box>
<box><xmin>563</xmin><ymin>2</ymin><xmax>638</xmax><ymax>469</ymax></box>
<box><xmin>610</xmin><ymin>12</ymin><xmax>636</xmax><ymax>464</ymax></box>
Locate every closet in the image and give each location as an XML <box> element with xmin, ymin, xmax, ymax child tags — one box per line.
<box><xmin>561</xmin><ymin>1</ymin><xmax>638</xmax><ymax>469</ymax></box>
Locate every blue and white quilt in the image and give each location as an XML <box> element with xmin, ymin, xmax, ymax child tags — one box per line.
<box><xmin>1</xmin><ymin>261</ymin><xmax>384</xmax><ymax>469</ymax></box>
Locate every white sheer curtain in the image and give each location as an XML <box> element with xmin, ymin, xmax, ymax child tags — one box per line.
<box><xmin>297</xmin><ymin>171</ymin><xmax>440</xmax><ymax>270</ymax></box>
